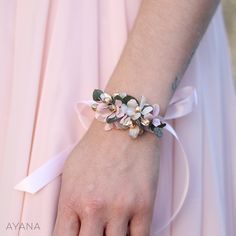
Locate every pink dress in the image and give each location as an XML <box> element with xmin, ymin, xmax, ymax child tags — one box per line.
<box><xmin>0</xmin><ymin>1</ymin><xmax>235</xmax><ymax>235</ymax></box>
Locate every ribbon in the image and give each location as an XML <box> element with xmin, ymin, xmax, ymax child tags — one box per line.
<box><xmin>14</xmin><ymin>86</ymin><xmax>197</xmax><ymax>233</ymax></box>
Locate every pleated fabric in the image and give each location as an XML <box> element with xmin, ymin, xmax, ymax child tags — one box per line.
<box><xmin>0</xmin><ymin>1</ymin><xmax>235</xmax><ymax>235</ymax></box>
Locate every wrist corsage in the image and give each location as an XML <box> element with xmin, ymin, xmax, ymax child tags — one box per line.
<box><xmin>14</xmin><ymin>86</ymin><xmax>197</xmax><ymax>235</ymax></box>
<box><xmin>91</xmin><ymin>89</ymin><xmax>166</xmax><ymax>138</ymax></box>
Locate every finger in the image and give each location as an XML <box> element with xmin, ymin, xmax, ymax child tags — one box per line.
<box><xmin>129</xmin><ymin>213</ymin><xmax>152</xmax><ymax>236</ymax></box>
<box><xmin>53</xmin><ymin>205</ymin><xmax>80</xmax><ymax>236</ymax></box>
<box><xmin>105</xmin><ymin>218</ymin><xmax>129</xmax><ymax>236</ymax></box>
<box><xmin>79</xmin><ymin>218</ymin><xmax>104</xmax><ymax>236</ymax></box>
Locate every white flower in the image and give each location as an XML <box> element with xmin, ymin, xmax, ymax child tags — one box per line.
<box><xmin>114</xmin><ymin>100</ymin><xmax>127</xmax><ymax>118</ymax></box>
<box><xmin>126</xmin><ymin>99</ymin><xmax>141</xmax><ymax>120</ymax></box>
<box><xmin>125</xmin><ymin>96</ymin><xmax>153</xmax><ymax>120</ymax></box>
<box><xmin>139</xmin><ymin>96</ymin><xmax>153</xmax><ymax>116</ymax></box>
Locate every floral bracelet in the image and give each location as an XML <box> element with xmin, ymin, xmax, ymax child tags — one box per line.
<box><xmin>91</xmin><ymin>89</ymin><xmax>166</xmax><ymax>138</ymax></box>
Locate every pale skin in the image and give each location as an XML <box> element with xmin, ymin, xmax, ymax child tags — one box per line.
<box><xmin>53</xmin><ymin>0</ymin><xmax>220</xmax><ymax>235</ymax></box>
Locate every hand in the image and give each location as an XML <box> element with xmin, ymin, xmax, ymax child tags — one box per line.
<box><xmin>53</xmin><ymin>120</ymin><xmax>160</xmax><ymax>236</ymax></box>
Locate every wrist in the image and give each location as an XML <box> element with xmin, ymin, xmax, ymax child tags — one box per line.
<box><xmin>104</xmin><ymin>75</ymin><xmax>171</xmax><ymax>117</ymax></box>
<box><xmin>84</xmin><ymin>119</ymin><xmax>159</xmax><ymax>148</ymax></box>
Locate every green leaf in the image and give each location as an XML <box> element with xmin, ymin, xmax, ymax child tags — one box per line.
<box><xmin>153</xmin><ymin>127</ymin><xmax>163</xmax><ymax>138</ymax></box>
<box><xmin>157</xmin><ymin>122</ymin><xmax>166</xmax><ymax>128</ymax></box>
<box><xmin>106</xmin><ymin>114</ymin><xmax>119</xmax><ymax>123</ymax></box>
<box><xmin>92</xmin><ymin>89</ymin><xmax>103</xmax><ymax>101</ymax></box>
<box><xmin>113</xmin><ymin>95</ymin><xmax>123</xmax><ymax>102</ymax></box>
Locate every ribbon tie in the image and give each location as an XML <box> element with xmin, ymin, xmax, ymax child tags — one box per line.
<box><xmin>14</xmin><ymin>86</ymin><xmax>197</xmax><ymax>234</ymax></box>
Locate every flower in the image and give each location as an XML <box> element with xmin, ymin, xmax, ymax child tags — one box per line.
<box><xmin>103</xmin><ymin>100</ymin><xmax>127</xmax><ymax>131</ymax></box>
<box><xmin>91</xmin><ymin>90</ymin><xmax>163</xmax><ymax>138</ymax></box>
<box><xmin>93</xmin><ymin>98</ymin><xmax>129</xmax><ymax>131</ymax></box>
<box><xmin>113</xmin><ymin>99</ymin><xmax>127</xmax><ymax>118</ymax></box>
<box><xmin>139</xmin><ymin>96</ymin><xmax>153</xmax><ymax>116</ymax></box>
<box><xmin>124</xmin><ymin>96</ymin><xmax>153</xmax><ymax>127</ymax></box>
<box><xmin>94</xmin><ymin>103</ymin><xmax>112</xmax><ymax>122</ymax></box>
<box><xmin>125</xmin><ymin>96</ymin><xmax>153</xmax><ymax>120</ymax></box>
<box><xmin>126</xmin><ymin>99</ymin><xmax>141</xmax><ymax>120</ymax></box>
<box><xmin>144</xmin><ymin>104</ymin><xmax>161</xmax><ymax>127</ymax></box>
<box><xmin>120</xmin><ymin>96</ymin><xmax>154</xmax><ymax>127</ymax></box>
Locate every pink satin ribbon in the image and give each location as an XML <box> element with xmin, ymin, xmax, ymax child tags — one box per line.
<box><xmin>14</xmin><ymin>86</ymin><xmax>197</xmax><ymax>233</ymax></box>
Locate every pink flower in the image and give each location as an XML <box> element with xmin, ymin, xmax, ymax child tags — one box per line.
<box><xmin>140</xmin><ymin>96</ymin><xmax>153</xmax><ymax>115</ymax></box>
<box><xmin>94</xmin><ymin>99</ymin><xmax>128</xmax><ymax>130</ymax></box>
<box><xmin>114</xmin><ymin>100</ymin><xmax>127</xmax><ymax>118</ymax></box>
<box><xmin>94</xmin><ymin>103</ymin><xmax>112</xmax><ymax>122</ymax></box>
<box><xmin>144</xmin><ymin>104</ymin><xmax>161</xmax><ymax>127</ymax></box>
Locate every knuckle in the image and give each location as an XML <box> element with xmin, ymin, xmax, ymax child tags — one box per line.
<box><xmin>80</xmin><ymin>195</ymin><xmax>106</xmax><ymax>217</ymax></box>
<box><xmin>57</xmin><ymin>203</ymin><xmax>75</xmax><ymax>219</ymax></box>
<box><xmin>112</xmin><ymin>202</ymin><xmax>126</xmax><ymax>215</ymax></box>
<box><xmin>61</xmin><ymin>193</ymin><xmax>78</xmax><ymax>209</ymax></box>
<box><xmin>57</xmin><ymin>193</ymin><xmax>81</xmax><ymax>216</ymax></box>
<box><xmin>111</xmin><ymin>195</ymin><xmax>133</xmax><ymax>215</ymax></box>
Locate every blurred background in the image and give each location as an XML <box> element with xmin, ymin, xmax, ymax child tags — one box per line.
<box><xmin>222</xmin><ymin>0</ymin><xmax>236</xmax><ymax>83</ymax></box>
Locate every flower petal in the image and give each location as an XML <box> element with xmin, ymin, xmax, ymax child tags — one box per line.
<box><xmin>140</xmin><ymin>96</ymin><xmax>146</xmax><ymax>108</ymax></box>
<box><xmin>126</xmin><ymin>107</ymin><xmax>135</xmax><ymax>116</ymax></box>
<box><xmin>96</xmin><ymin>103</ymin><xmax>108</xmax><ymax>112</ymax></box>
<box><xmin>127</xmin><ymin>99</ymin><xmax>138</xmax><ymax>108</ymax></box>
<box><xmin>100</xmin><ymin>93</ymin><xmax>105</xmax><ymax>99</ymax></box>
<box><xmin>122</xmin><ymin>117</ymin><xmax>132</xmax><ymax>126</ymax></box>
<box><xmin>128</xmin><ymin>126</ymin><xmax>140</xmax><ymax>138</ymax></box>
<box><xmin>141</xmin><ymin>106</ymin><xmax>153</xmax><ymax>115</ymax></box>
<box><xmin>132</xmin><ymin>112</ymin><xmax>141</xmax><ymax>120</ymax></box>
<box><xmin>144</xmin><ymin>113</ymin><xmax>153</xmax><ymax>120</ymax></box>
<box><xmin>115</xmin><ymin>100</ymin><xmax>122</xmax><ymax>106</ymax></box>
<box><xmin>114</xmin><ymin>121</ymin><xmax>124</xmax><ymax>129</ymax></box>
<box><xmin>120</xmin><ymin>115</ymin><xmax>128</xmax><ymax>124</ymax></box>
<box><xmin>153</xmin><ymin>104</ymin><xmax>160</xmax><ymax>116</ymax></box>
<box><xmin>104</xmin><ymin>123</ymin><xmax>113</xmax><ymax>131</ymax></box>
<box><xmin>120</xmin><ymin>92</ymin><xmax>127</xmax><ymax>98</ymax></box>
<box><xmin>116</xmin><ymin>112</ymin><xmax>125</xmax><ymax>118</ymax></box>
<box><xmin>121</xmin><ymin>104</ymin><xmax>127</xmax><ymax>113</ymax></box>
<box><xmin>152</xmin><ymin>118</ymin><xmax>161</xmax><ymax>127</ymax></box>
<box><xmin>107</xmin><ymin>113</ymin><xmax>116</xmax><ymax>119</ymax></box>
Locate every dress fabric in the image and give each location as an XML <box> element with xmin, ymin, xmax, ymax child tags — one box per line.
<box><xmin>0</xmin><ymin>1</ymin><xmax>236</xmax><ymax>235</ymax></box>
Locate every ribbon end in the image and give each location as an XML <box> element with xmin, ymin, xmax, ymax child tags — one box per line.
<box><xmin>14</xmin><ymin>182</ymin><xmax>36</xmax><ymax>194</ymax></box>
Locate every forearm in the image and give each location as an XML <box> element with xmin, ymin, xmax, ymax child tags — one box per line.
<box><xmin>105</xmin><ymin>0</ymin><xmax>220</xmax><ymax>115</ymax></box>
